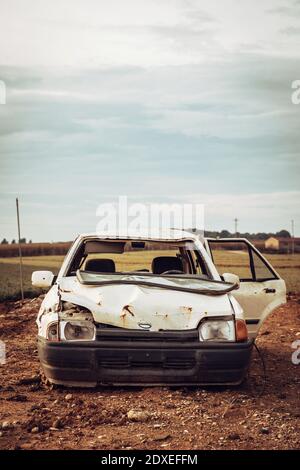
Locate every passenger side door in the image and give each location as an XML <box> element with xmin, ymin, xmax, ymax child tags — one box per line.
<box><xmin>205</xmin><ymin>238</ymin><xmax>286</xmax><ymax>338</ymax></box>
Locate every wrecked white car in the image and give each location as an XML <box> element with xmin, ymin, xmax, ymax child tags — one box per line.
<box><xmin>32</xmin><ymin>230</ymin><xmax>286</xmax><ymax>387</ymax></box>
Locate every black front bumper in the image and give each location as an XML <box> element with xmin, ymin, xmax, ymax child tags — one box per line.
<box><xmin>38</xmin><ymin>331</ymin><xmax>254</xmax><ymax>387</ymax></box>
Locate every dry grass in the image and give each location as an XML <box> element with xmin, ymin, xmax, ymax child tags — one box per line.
<box><xmin>0</xmin><ymin>251</ymin><xmax>299</xmax><ymax>301</ymax></box>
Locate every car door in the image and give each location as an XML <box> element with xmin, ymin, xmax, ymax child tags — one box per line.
<box><xmin>204</xmin><ymin>238</ymin><xmax>286</xmax><ymax>338</ymax></box>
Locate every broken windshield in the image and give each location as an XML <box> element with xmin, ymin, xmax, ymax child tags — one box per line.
<box><xmin>76</xmin><ymin>271</ymin><xmax>238</xmax><ymax>296</ymax></box>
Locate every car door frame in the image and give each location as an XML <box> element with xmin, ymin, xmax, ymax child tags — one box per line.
<box><xmin>204</xmin><ymin>238</ymin><xmax>286</xmax><ymax>338</ymax></box>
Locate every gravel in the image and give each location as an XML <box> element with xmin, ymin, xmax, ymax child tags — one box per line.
<box><xmin>0</xmin><ymin>295</ymin><xmax>299</xmax><ymax>450</ymax></box>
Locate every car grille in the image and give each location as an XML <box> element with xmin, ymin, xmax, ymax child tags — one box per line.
<box><xmin>95</xmin><ymin>327</ymin><xmax>199</xmax><ymax>343</ymax></box>
<box><xmin>97</xmin><ymin>353</ymin><xmax>196</xmax><ymax>369</ymax></box>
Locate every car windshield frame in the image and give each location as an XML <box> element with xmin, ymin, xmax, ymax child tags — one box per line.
<box><xmin>63</xmin><ymin>237</ymin><xmax>214</xmax><ymax>280</ymax></box>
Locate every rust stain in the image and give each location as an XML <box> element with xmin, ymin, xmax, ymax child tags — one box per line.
<box><xmin>121</xmin><ymin>304</ymin><xmax>135</xmax><ymax>318</ymax></box>
<box><xmin>180</xmin><ymin>306</ymin><xmax>192</xmax><ymax>314</ymax></box>
<box><xmin>155</xmin><ymin>311</ymin><xmax>168</xmax><ymax>317</ymax></box>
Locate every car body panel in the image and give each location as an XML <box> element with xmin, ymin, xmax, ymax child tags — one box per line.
<box><xmin>57</xmin><ymin>276</ymin><xmax>238</xmax><ymax>331</ymax></box>
<box><xmin>38</xmin><ymin>336</ymin><xmax>254</xmax><ymax>387</ymax></box>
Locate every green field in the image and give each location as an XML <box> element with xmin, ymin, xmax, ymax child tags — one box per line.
<box><xmin>0</xmin><ymin>256</ymin><xmax>64</xmax><ymax>301</ymax></box>
<box><xmin>0</xmin><ymin>252</ymin><xmax>299</xmax><ymax>301</ymax></box>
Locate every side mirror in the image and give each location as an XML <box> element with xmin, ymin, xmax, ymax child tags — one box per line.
<box><xmin>222</xmin><ymin>272</ymin><xmax>240</xmax><ymax>286</ymax></box>
<box><xmin>32</xmin><ymin>271</ymin><xmax>54</xmax><ymax>288</ymax></box>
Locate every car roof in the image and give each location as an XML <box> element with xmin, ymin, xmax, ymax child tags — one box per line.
<box><xmin>77</xmin><ymin>229</ymin><xmax>202</xmax><ymax>242</ymax></box>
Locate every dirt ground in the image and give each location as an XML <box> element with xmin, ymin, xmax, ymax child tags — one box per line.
<box><xmin>0</xmin><ymin>296</ymin><xmax>299</xmax><ymax>450</ymax></box>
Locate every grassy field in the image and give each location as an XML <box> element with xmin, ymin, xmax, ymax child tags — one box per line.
<box><xmin>0</xmin><ymin>252</ymin><xmax>299</xmax><ymax>301</ymax></box>
<box><xmin>0</xmin><ymin>256</ymin><xmax>64</xmax><ymax>301</ymax></box>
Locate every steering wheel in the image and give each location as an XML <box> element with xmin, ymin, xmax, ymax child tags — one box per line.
<box><xmin>161</xmin><ymin>269</ymin><xmax>185</xmax><ymax>275</ymax></box>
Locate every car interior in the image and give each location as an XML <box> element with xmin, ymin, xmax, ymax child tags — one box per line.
<box><xmin>67</xmin><ymin>239</ymin><xmax>210</xmax><ymax>278</ymax></box>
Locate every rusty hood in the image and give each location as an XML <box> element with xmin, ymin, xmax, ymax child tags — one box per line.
<box><xmin>58</xmin><ymin>272</ymin><xmax>238</xmax><ymax>331</ymax></box>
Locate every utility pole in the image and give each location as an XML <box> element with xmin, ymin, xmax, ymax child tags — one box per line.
<box><xmin>16</xmin><ymin>198</ymin><xmax>24</xmax><ymax>300</ymax></box>
<box><xmin>291</xmin><ymin>219</ymin><xmax>295</xmax><ymax>255</ymax></box>
<box><xmin>234</xmin><ymin>218</ymin><xmax>238</xmax><ymax>237</ymax></box>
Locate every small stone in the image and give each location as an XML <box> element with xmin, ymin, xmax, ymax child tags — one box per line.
<box><xmin>0</xmin><ymin>431</ymin><xmax>3</xmax><ymax>437</ymax></box>
<box><xmin>2</xmin><ymin>421</ymin><xmax>11</xmax><ymax>430</ymax></box>
<box><xmin>17</xmin><ymin>375</ymin><xmax>40</xmax><ymax>386</ymax></box>
<box><xmin>228</xmin><ymin>433</ymin><xmax>240</xmax><ymax>440</ymax></box>
<box><xmin>127</xmin><ymin>409</ymin><xmax>150</xmax><ymax>422</ymax></box>
<box><xmin>31</xmin><ymin>426</ymin><xmax>39</xmax><ymax>434</ymax></box>
<box><xmin>152</xmin><ymin>433</ymin><xmax>171</xmax><ymax>442</ymax></box>
<box><xmin>65</xmin><ymin>394</ymin><xmax>73</xmax><ymax>401</ymax></box>
<box><xmin>6</xmin><ymin>394</ymin><xmax>28</xmax><ymax>402</ymax></box>
<box><xmin>52</xmin><ymin>419</ymin><xmax>63</xmax><ymax>429</ymax></box>
<box><xmin>261</xmin><ymin>427</ymin><xmax>269</xmax><ymax>435</ymax></box>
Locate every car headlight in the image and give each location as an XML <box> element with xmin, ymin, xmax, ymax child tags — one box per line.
<box><xmin>199</xmin><ymin>318</ymin><xmax>235</xmax><ymax>342</ymax></box>
<box><xmin>47</xmin><ymin>321</ymin><xmax>59</xmax><ymax>341</ymax></box>
<box><xmin>63</xmin><ymin>321</ymin><xmax>96</xmax><ymax>341</ymax></box>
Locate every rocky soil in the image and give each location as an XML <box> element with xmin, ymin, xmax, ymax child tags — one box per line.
<box><xmin>0</xmin><ymin>295</ymin><xmax>299</xmax><ymax>450</ymax></box>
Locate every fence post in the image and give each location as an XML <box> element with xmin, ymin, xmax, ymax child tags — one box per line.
<box><xmin>16</xmin><ymin>198</ymin><xmax>24</xmax><ymax>300</ymax></box>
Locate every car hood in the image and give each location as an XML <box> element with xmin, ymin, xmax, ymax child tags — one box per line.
<box><xmin>58</xmin><ymin>273</ymin><xmax>237</xmax><ymax>331</ymax></box>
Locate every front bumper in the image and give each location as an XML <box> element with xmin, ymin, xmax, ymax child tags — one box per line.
<box><xmin>38</xmin><ymin>330</ymin><xmax>254</xmax><ymax>387</ymax></box>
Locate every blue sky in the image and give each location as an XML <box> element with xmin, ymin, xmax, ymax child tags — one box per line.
<box><xmin>0</xmin><ymin>0</ymin><xmax>300</xmax><ymax>241</ymax></box>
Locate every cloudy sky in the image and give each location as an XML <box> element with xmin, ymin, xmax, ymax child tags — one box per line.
<box><xmin>0</xmin><ymin>0</ymin><xmax>299</xmax><ymax>241</ymax></box>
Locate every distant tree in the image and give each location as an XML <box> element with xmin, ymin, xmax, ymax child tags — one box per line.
<box><xmin>28</xmin><ymin>239</ymin><xmax>32</xmax><ymax>244</ymax></box>
<box><xmin>204</xmin><ymin>230</ymin><xmax>219</xmax><ymax>238</ymax></box>
<box><xmin>255</xmin><ymin>232</ymin><xmax>269</xmax><ymax>240</ymax></box>
<box><xmin>220</xmin><ymin>229</ymin><xmax>231</xmax><ymax>238</ymax></box>
<box><xmin>1</xmin><ymin>238</ymin><xmax>8</xmax><ymax>244</ymax></box>
<box><xmin>19</xmin><ymin>237</ymin><xmax>26</xmax><ymax>243</ymax></box>
<box><xmin>275</xmin><ymin>230</ymin><xmax>291</xmax><ymax>238</ymax></box>
<box><xmin>11</xmin><ymin>239</ymin><xmax>16</xmax><ymax>244</ymax></box>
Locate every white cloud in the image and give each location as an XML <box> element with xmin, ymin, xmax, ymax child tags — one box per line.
<box><xmin>180</xmin><ymin>191</ymin><xmax>300</xmax><ymax>234</ymax></box>
<box><xmin>1</xmin><ymin>0</ymin><xmax>300</xmax><ymax>69</ymax></box>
